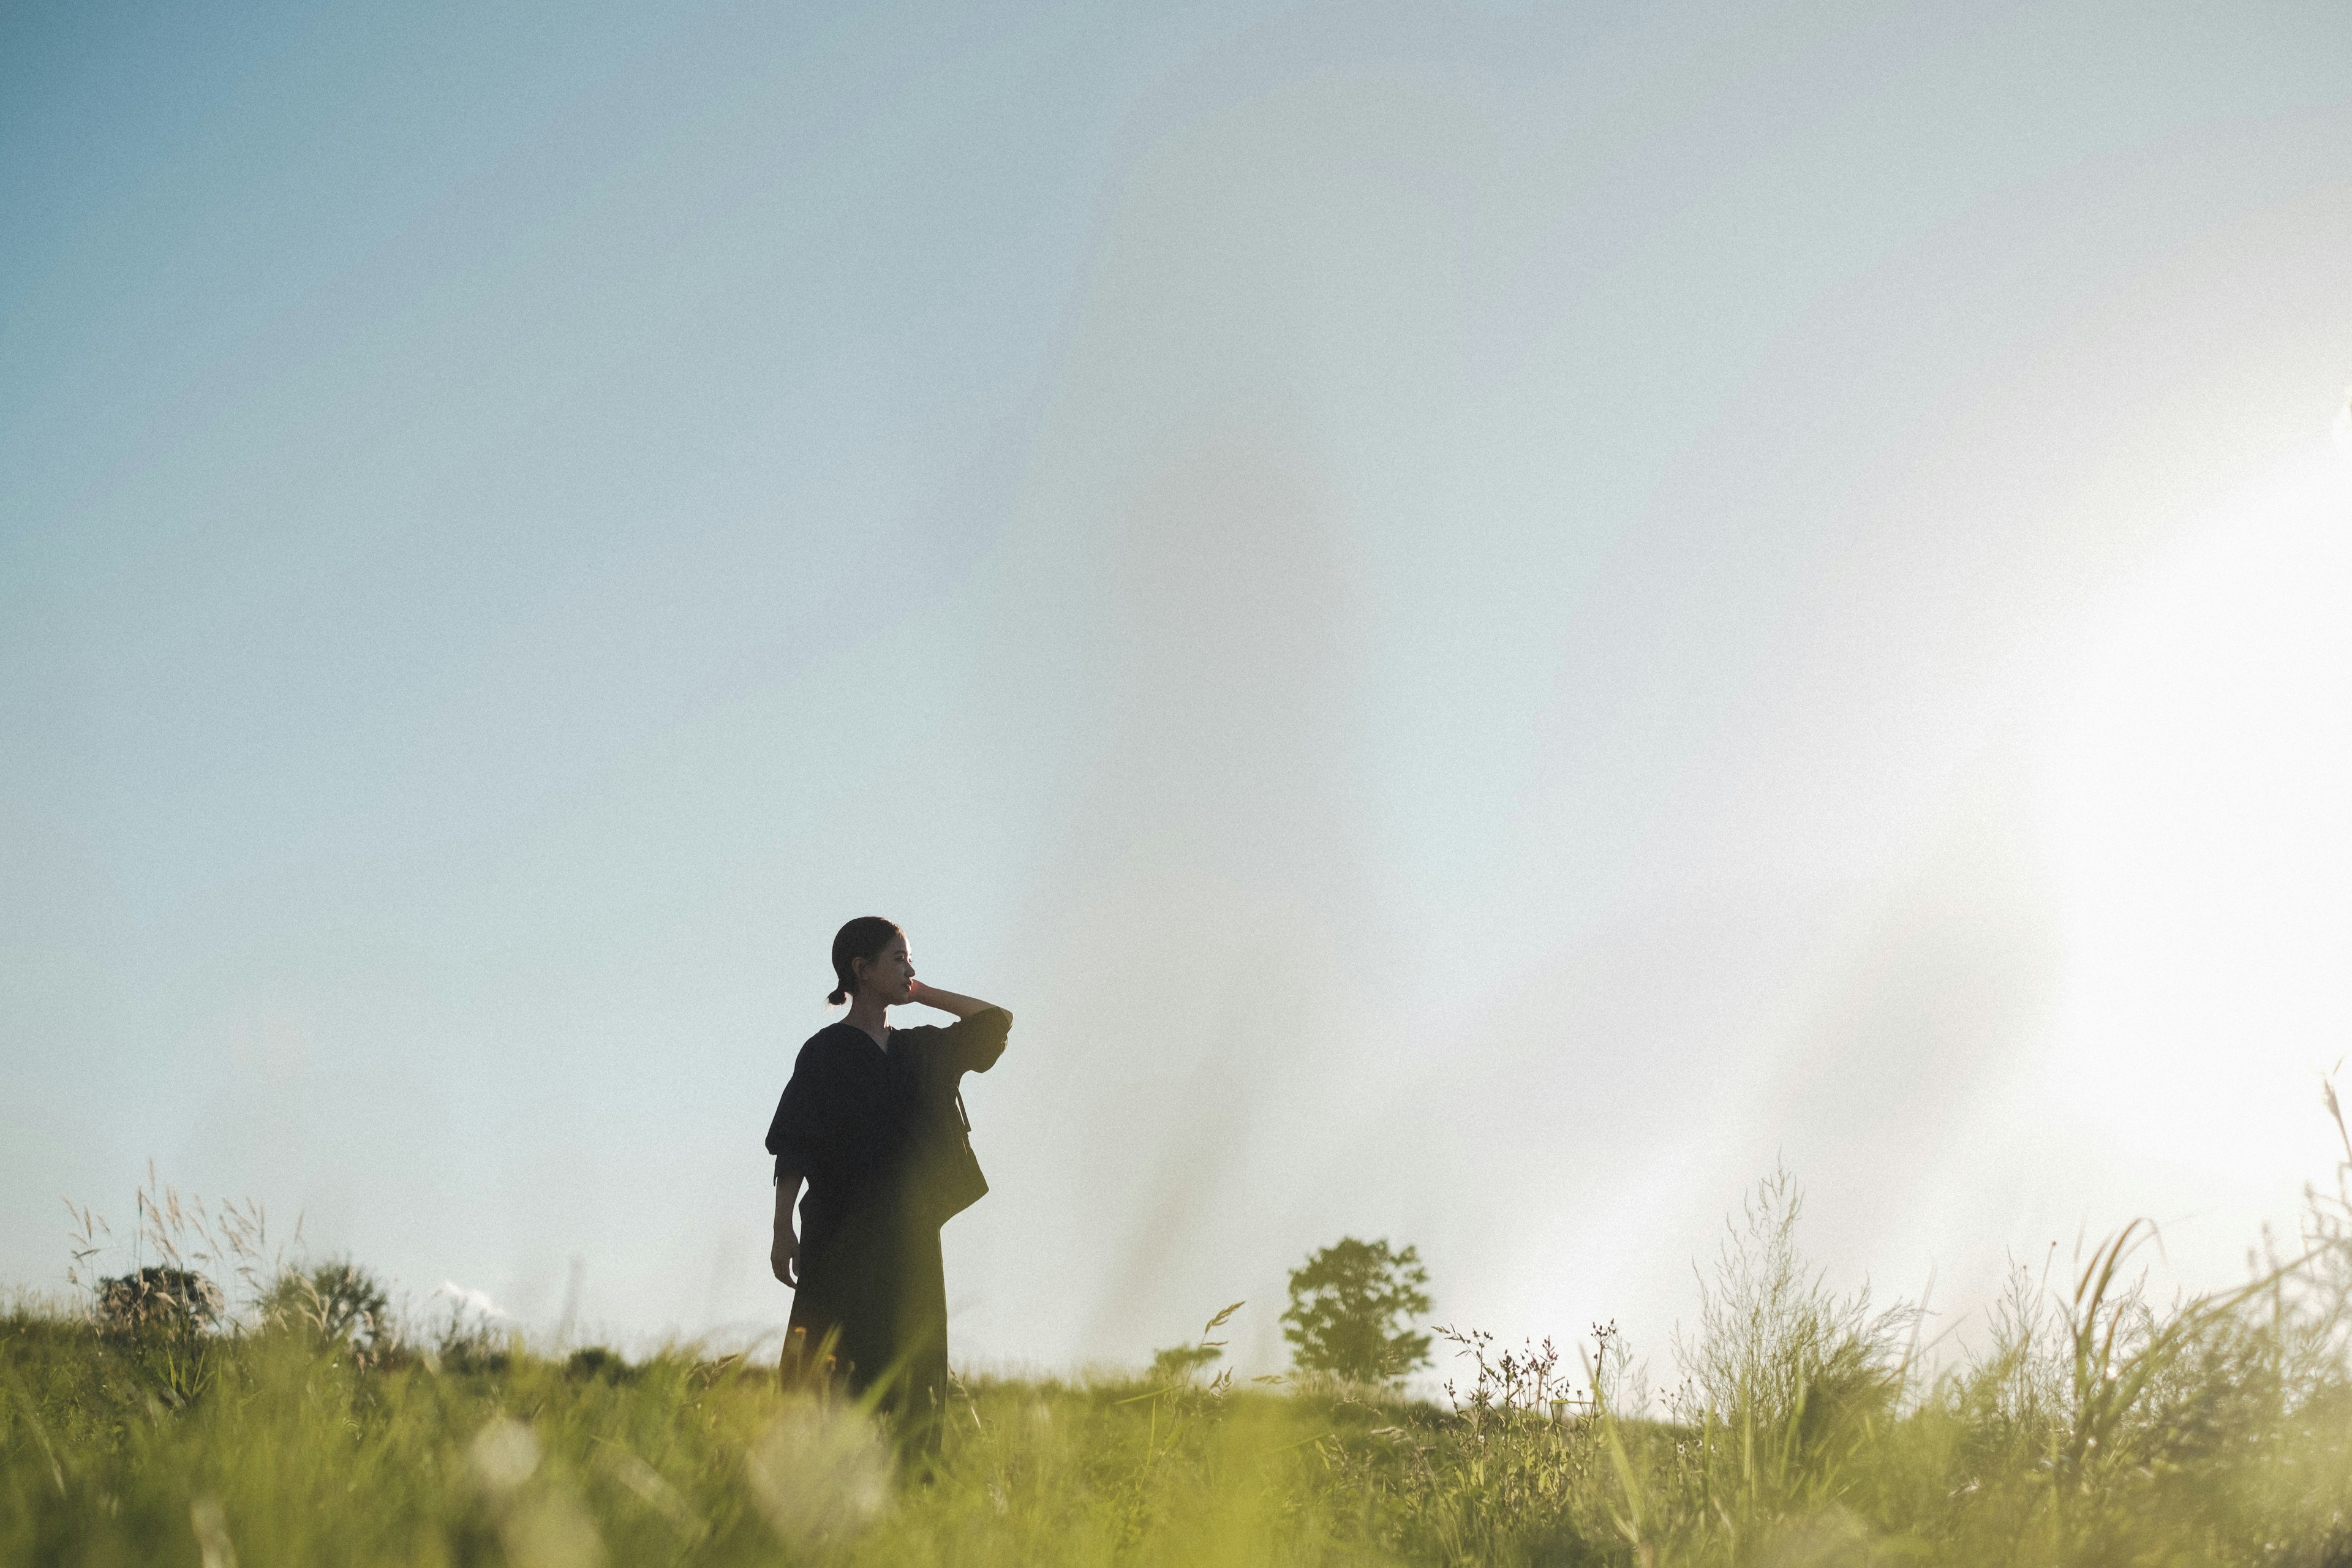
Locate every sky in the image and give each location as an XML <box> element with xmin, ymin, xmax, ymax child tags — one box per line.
<box><xmin>5</xmin><ymin>0</ymin><xmax>2351</xmax><ymax>1383</ymax></box>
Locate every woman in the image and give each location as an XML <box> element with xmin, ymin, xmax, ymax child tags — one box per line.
<box><xmin>766</xmin><ymin>916</ymin><xmax>1010</xmax><ymax>1430</ymax></box>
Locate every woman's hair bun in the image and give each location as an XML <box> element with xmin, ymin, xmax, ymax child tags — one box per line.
<box><xmin>826</xmin><ymin>985</ymin><xmax>848</xmax><ymax>1006</ymax></box>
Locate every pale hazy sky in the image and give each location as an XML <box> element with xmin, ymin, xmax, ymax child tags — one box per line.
<box><xmin>6</xmin><ymin>1</ymin><xmax>2351</xmax><ymax>1379</ymax></box>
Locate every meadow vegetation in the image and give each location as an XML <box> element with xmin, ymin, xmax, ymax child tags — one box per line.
<box><xmin>9</xmin><ymin>1112</ymin><xmax>2352</xmax><ymax>1567</ymax></box>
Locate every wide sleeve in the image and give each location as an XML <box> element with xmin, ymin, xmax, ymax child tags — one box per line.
<box><xmin>897</xmin><ymin>1007</ymin><xmax>1012</xmax><ymax>1082</ymax></box>
<box><xmin>765</xmin><ymin>1041</ymin><xmax>839</xmax><ymax>1182</ymax></box>
<box><xmin>938</xmin><ymin>1006</ymin><xmax>1011</xmax><ymax>1076</ymax></box>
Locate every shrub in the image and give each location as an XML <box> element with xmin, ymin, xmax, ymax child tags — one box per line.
<box><xmin>1149</xmin><ymin>1343</ymin><xmax>1223</xmax><ymax>1382</ymax></box>
<box><xmin>94</xmin><ymin>1266</ymin><xmax>221</xmax><ymax>1339</ymax></box>
<box><xmin>565</xmin><ymin>1346</ymin><xmax>634</xmax><ymax>1382</ymax></box>
<box><xmin>263</xmin><ymin>1259</ymin><xmax>394</xmax><ymax>1365</ymax></box>
<box><xmin>1152</xmin><ymin>1301</ymin><xmax>1243</xmax><ymax>1387</ymax></box>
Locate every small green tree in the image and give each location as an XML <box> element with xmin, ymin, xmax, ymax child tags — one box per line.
<box><xmin>265</xmin><ymin>1259</ymin><xmax>394</xmax><ymax>1365</ymax></box>
<box><xmin>1281</xmin><ymin>1237</ymin><xmax>1433</xmax><ymax>1384</ymax></box>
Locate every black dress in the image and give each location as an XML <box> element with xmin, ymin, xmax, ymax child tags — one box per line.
<box><xmin>764</xmin><ymin>1008</ymin><xmax>1009</xmax><ymax>1419</ymax></box>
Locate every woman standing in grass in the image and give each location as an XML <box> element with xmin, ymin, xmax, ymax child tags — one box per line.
<box><xmin>766</xmin><ymin>916</ymin><xmax>1010</xmax><ymax>1433</ymax></box>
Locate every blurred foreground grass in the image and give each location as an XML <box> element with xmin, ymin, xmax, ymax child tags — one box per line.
<box><xmin>9</xmin><ymin>1150</ymin><xmax>2352</xmax><ymax>1566</ymax></box>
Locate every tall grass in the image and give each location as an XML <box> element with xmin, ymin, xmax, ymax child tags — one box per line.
<box><xmin>8</xmin><ymin>1120</ymin><xmax>2352</xmax><ymax>1567</ymax></box>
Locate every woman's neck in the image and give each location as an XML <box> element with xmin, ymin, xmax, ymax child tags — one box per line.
<box><xmin>843</xmin><ymin>995</ymin><xmax>890</xmax><ymax>1046</ymax></box>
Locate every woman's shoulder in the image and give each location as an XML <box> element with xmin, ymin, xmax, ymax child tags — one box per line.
<box><xmin>795</xmin><ymin>1020</ymin><xmax>866</xmax><ymax>1060</ymax></box>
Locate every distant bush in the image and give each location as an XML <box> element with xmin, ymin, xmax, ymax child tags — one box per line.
<box><xmin>1150</xmin><ymin>1300</ymin><xmax>1243</xmax><ymax>1388</ymax></box>
<box><xmin>1148</xmin><ymin>1342</ymin><xmax>1223</xmax><ymax>1382</ymax></box>
<box><xmin>263</xmin><ymin>1259</ymin><xmax>394</xmax><ymax>1365</ymax></box>
<box><xmin>436</xmin><ymin>1317</ymin><xmax>514</xmax><ymax>1375</ymax></box>
<box><xmin>88</xmin><ymin>1265</ymin><xmax>228</xmax><ymax>1407</ymax></box>
<box><xmin>94</xmin><ymin>1265</ymin><xmax>222</xmax><ymax>1339</ymax></box>
<box><xmin>565</xmin><ymin>1346</ymin><xmax>634</xmax><ymax>1382</ymax></box>
<box><xmin>1283</xmin><ymin>1237</ymin><xmax>1432</xmax><ymax>1385</ymax></box>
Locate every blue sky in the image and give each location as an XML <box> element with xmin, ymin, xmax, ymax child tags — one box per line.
<box><xmin>6</xmin><ymin>0</ymin><xmax>2351</xmax><ymax>1375</ymax></box>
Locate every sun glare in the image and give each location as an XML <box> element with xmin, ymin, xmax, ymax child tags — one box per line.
<box><xmin>2033</xmin><ymin>442</ymin><xmax>2352</xmax><ymax>1180</ymax></box>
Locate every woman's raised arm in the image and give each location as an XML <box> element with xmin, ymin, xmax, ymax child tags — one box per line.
<box><xmin>907</xmin><ymin>981</ymin><xmax>1006</xmax><ymax>1021</ymax></box>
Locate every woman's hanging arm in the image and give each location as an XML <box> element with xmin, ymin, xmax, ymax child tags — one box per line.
<box><xmin>770</xmin><ymin>1169</ymin><xmax>802</xmax><ymax>1286</ymax></box>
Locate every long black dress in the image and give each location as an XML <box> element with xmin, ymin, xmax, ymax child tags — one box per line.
<box><xmin>764</xmin><ymin>1007</ymin><xmax>1009</xmax><ymax>1420</ymax></box>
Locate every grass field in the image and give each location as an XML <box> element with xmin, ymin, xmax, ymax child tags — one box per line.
<box><xmin>8</xmin><ymin>1142</ymin><xmax>2352</xmax><ymax>1566</ymax></box>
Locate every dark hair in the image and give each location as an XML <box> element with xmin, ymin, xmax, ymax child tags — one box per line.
<box><xmin>828</xmin><ymin>916</ymin><xmax>902</xmax><ymax>1006</ymax></box>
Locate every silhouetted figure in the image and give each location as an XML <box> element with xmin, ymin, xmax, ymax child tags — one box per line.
<box><xmin>766</xmin><ymin>916</ymin><xmax>1009</xmax><ymax>1445</ymax></box>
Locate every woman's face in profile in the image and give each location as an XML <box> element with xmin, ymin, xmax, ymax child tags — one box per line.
<box><xmin>858</xmin><ymin>934</ymin><xmax>916</xmax><ymax>1005</ymax></box>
